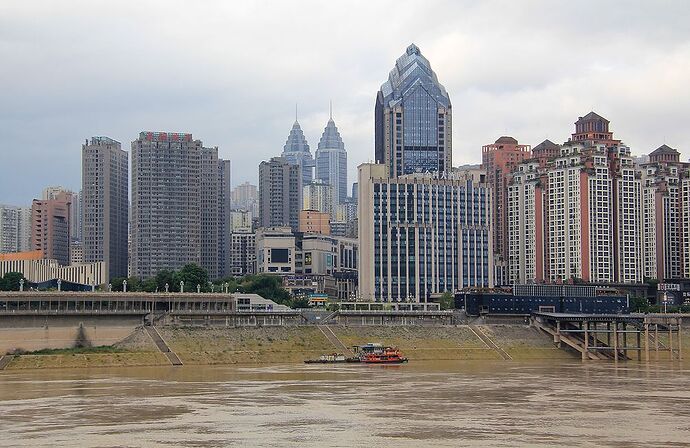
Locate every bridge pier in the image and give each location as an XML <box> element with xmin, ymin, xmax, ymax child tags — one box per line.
<box><xmin>532</xmin><ymin>312</ymin><xmax>685</xmax><ymax>362</ymax></box>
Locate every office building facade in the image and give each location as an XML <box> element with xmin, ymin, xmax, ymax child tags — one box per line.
<box><xmin>282</xmin><ymin>120</ymin><xmax>314</xmax><ymax>186</ymax></box>
<box><xmin>315</xmin><ymin>113</ymin><xmax>347</xmax><ymax>211</ymax></box>
<box><xmin>375</xmin><ymin>44</ymin><xmax>452</xmax><ymax>178</ymax></box>
<box><xmin>358</xmin><ymin>163</ymin><xmax>492</xmax><ymax>302</ymax></box>
<box><xmin>31</xmin><ymin>191</ymin><xmax>72</xmax><ymax>266</ymax></box>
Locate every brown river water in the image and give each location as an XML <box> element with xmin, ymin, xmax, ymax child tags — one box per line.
<box><xmin>0</xmin><ymin>361</ymin><xmax>689</xmax><ymax>447</ymax></box>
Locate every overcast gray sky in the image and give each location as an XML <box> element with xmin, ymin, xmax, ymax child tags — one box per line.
<box><xmin>2</xmin><ymin>0</ymin><xmax>690</xmax><ymax>205</ymax></box>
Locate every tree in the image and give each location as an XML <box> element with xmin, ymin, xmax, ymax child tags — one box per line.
<box><xmin>629</xmin><ymin>296</ymin><xmax>649</xmax><ymax>313</ymax></box>
<box><xmin>241</xmin><ymin>274</ymin><xmax>291</xmax><ymax>305</ymax></box>
<box><xmin>1</xmin><ymin>272</ymin><xmax>24</xmax><ymax>291</ymax></box>
<box><xmin>173</xmin><ymin>264</ymin><xmax>209</xmax><ymax>292</ymax></box>
<box><xmin>155</xmin><ymin>270</ymin><xmax>175</xmax><ymax>292</ymax></box>
<box><xmin>439</xmin><ymin>291</ymin><xmax>455</xmax><ymax>310</ymax></box>
<box><xmin>140</xmin><ymin>277</ymin><xmax>158</xmax><ymax>292</ymax></box>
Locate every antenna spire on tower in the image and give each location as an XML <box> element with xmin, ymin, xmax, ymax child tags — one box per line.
<box><xmin>329</xmin><ymin>100</ymin><xmax>333</xmax><ymax>119</ymax></box>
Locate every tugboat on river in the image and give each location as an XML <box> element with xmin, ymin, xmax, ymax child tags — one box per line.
<box><xmin>347</xmin><ymin>343</ymin><xmax>409</xmax><ymax>364</ymax></box>
<box><xmin>305</xmin><ymin>343</ymin><xmax>408</xmax><ymax>364</ymax></box>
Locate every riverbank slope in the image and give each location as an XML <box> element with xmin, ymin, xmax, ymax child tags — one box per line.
<box><xmin>5</xmin><ymin>324</ymin><xmax>687</xmax><ymax>370</ymax></box>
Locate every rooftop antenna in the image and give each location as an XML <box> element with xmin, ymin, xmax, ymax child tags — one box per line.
<box><xmin>329</xmin><ymin>100</ymin><xmax>333</xmax><ymax>119</ymax></box>
<box><xmin>295</xmin><ymin>103</ymin><xmax>298</xmax><ymax>122</ymax></box>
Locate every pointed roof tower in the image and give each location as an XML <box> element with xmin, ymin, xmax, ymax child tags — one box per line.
<box><xmin>378</xmin><ymin>43</ymin><xmax>451</xmax><ymax>109</ymax></box>
<box><xmin>283</xmin><ymin>120</ymin><xmax>311</xmax><ymax>154</ymax></box>
<box><xmin>318</xmin><ymin>117</ymin><xmax>345</xmax><ymax>151</ymax></box>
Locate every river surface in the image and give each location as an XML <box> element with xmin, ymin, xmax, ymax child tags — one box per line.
<box><xmin>1</xmin><ymin>361</ymin><xmax>689</xmax><ymax>447</ymax></box>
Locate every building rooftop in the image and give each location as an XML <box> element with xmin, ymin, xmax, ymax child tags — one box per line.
<box><xmin>494</xmin><ymin>136</ymin><xmax>518</xmax><ymax>145</ymax></box>
<box><xmin>379</xmin><ymin>43</ymin><xmax>450</xmax><ymax>108</ymax></box>
<box><xmin>576</xmin><ymin>111</ymin><xmax>609</xmax><ymax>123</ymax></box>
<box><xmin>649</xmin><ymin>144</ymin><xmax>679</xmax><ymax>156</ymax></box>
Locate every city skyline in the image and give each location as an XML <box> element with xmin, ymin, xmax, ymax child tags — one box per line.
<box><xmin>2</xmin><ymin>1</ymin><xmax>690</xmax><ymax>205</ymax></box>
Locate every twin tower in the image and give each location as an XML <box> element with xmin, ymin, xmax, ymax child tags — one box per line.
<box><xmin>280</xmin><ymin>107</ymin><xmax>348</xmax><ymax>208</ymax></box>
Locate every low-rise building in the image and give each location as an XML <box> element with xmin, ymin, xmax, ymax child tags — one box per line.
<box><xmin>256</xmin><ymin>227</ymin><xmax>295</xmax><ymax>274</ymax></box>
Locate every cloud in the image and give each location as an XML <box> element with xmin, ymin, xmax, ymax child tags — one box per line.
<box><xmin>1</xmin><ymin>0</ymin><xmax>689</xmax><ymax>205</ymax></box>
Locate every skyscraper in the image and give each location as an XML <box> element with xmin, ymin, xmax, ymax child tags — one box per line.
<box><xmin>82</xmin><ymin>137</ymin><xmax>129</xmax><ymax>280</ymax></box>
<box><xmin>42</xmin><ymin>186</ymin><xmax>82</xmax><ymax>242</ymax></box>
<box><xmin>218</xmin><ymin>159</ymin><xmax>232</xmax><ymax>278</ymax></box>
<box><xmin>375</xmin><ymin>44</ymin><xmax>452</xmax><ymax>178</ymax></box>
<box><xmin>0</xmin><ymin>205</ymin><xmax>32</xmax><ymax>254</ymax></box>
<box><xmin>315</xmin><ymin>108</ymin><xmax>347</xmax><ymax>211</ymax></box>
<box><xmin>639</xmin><ymin>145</ymin><xmax>690</xmax><ymax>280</ymax></box>
<box><xmin>303</xmin><ymin>180</ymin><xmax>334</xmax><ymax>217</ymax></box>
<box><xmin>258</xmin><ymin>157</ymin><xmax>302</xmax><ymax>231</ymax></box>
<box><xmin>31</xmin><ymin>191</ymin><xmax>71</xmax><ymax>266</ymax></box>
<box><xmin>481</xmin><ymin>136</ymin><xmax>531</xmax><ymax>285</ymax></box>
<box><xmin>131</xmin><ymin>131</ymin><xmax>222</xmax><ymax>279</ymax></box>
<box><xmin>281</xmin><ymin>119</ymin><xmax>314</xmax><ymax>186</ymax></box>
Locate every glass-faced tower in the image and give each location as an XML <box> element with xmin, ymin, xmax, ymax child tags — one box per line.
<box><xmin>315</xmin><ymin>110</ymin><xmax>347</xmax><ymax>212</ymax></box>
<box><xmin>375</xmin><ymin>44</ymin><xmax>452</xmax><ymax>177</ymax></box>
<box><xmin>281</xmin><ymin>120</ymin><xmax>314</xmax><ymax>186</ymax></box>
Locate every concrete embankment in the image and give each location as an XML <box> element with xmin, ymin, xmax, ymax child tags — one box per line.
<box><xmin>0</xmin><ymin>315</ymin><xmax>143</xmax><ymax>353</ymax></box>
<box><xmin>4</xmin><ymin>324</ymin><xmax>688</xmax><ymax>370</ymax></box>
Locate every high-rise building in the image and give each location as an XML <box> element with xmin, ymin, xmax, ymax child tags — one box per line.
<box><xmin>131</xmin><ymin>131</ymin><xmax>222</xmax><ymax>279</ymax></box>
<box><xmin>0</xmin><ymin>205</ymin><xmax>32</xmax><ymax>254</ymax></box>
<box><xmin>218</xmin><ymin>159</ymin><xmax>232</xmax><ymax>278</ymax></box>
<box><xmin>230</xmin><ymin>209</ymin><xmax>253</xmax><ymax>232</ymax></box>
<box><xmin>639</xmin><ymin>145</ymin><xmax>690</xmax><ymax>280</ymax></box>
<box><xmin>81</xmin><ymin>137</ymin><xmax>129</xmax><ymax>280</ymax></box>
<box><xmin>231</xmin><ymin>181</ymin><xmax>258</xmax><ymax>212</ymax></box>
<box><xmin>230</xmin><ymin>229</ymin><xmax>256</xmax><ymax>276</ymax></box>
<box><xmin>303</xmin><ymin>180</ymin><xmax>334</xmax><ymax>217</ymax></box>
<box><xmin>507</xmin><ymin>160</ymin><xmax>546</xmax><ymax>284</ymax></box>
<box><xmin>258</xmin><ymin>157</ymin><xmax>302</xmax><ymax>231</ymax></box>
<box><xmin>375</xmin><ymin>44</ymin><xmax>452</xmax><ymax>178</ymax></box>
<box><xmin>506</xmin><ymin>113</ymin><xmax>644</xmax><ymax>285</ymax></box>
<box><xmin>282</xmin><ymin>119</ymin><xmax>314</xmax><ymax>186</ymax></box>
<box><xmin>358</xmin><ymin>164</ymin><xmax>492</xmax><ymax>302</ymax></box>
<box><xmin>299</xmin><ymin>210</ymin><xmax>330</xmax><ymax>235</ymax></box>
<box><xmin>315</xmin><ymin>110</ymin><xmax>347</xmax><ymax>212</ymax></box>
<box><xmin>42</xmin><ymin>186</ymin><xmax>82</xmax><ymax>243</ymax></box>
<box><xmin>481</xmin><ymin>136</ymin><xmax>531</xmax><ymax>285</ymax></box>
<box><xmin>546</xmin><ymin>141</ymin><xmax>614</xmax><ymax>283</ymax></box>
<box><xmin>200</xmin><ymin>146</ymin><xmax>220</xmax><ymax>279</ymax></box>
<box><xmin>31</xmin><ymin>191</ymin><xmax>71</xmax><ymax>266</ymax></box>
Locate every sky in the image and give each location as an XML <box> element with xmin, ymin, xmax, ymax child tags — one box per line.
<box><xmin>1</xmin><ymin>0</ymin><xmax>690</xmax><ymax>205</ymax></box>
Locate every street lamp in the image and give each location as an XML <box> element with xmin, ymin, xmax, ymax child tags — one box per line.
<box><xmin>197</xmin><ymin>284</ymin><xmax>201</xmax><ymax>293</ymax></box>
<box><xmin>19</xmin><ymin>278</ymin><xmax>24</xmax><ymax>292</ymax></box>
<box><xmin>57</xmin><ymin>279</ymin><xmax>62</xmax><ymax>292</ymax></box>
<box><xmin>123</xmin><ymin>279</ymin><xmax>127</xmax><ymax>293</ymax></box>
<box><xmin>165</xmin><ymin>283</ymin><xmax>169</xmax><ymax>293</ymax></box>
<box><xmin>180</xmin><ymin>281</ymin><xmax>184</xmax><ymax>293</ymax></box>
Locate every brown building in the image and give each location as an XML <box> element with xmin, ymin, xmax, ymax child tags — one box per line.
<box><xmin>299</xmin><ymin>210</ymin><xmax>330</xmax><ymax>235</ymax></box>
<box><xmin>532</xmin><ymin>139</ymin><xmax>560</xmax><ymax>167</ymax></box>
<box><xmin>31</xmin><ymin>191</ymin><xmax>71</xmax><ymax>266</ymax></box>
<box><xmin>482</xmin><ymin>136</ymin><xmax>531</xmax><ymax>285</ymax></box>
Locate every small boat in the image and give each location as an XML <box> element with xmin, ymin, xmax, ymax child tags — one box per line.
<box><xmin>304</xmin><ymin>353</ymin><xmax>347</xmax><ymax>364</ymax></box>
